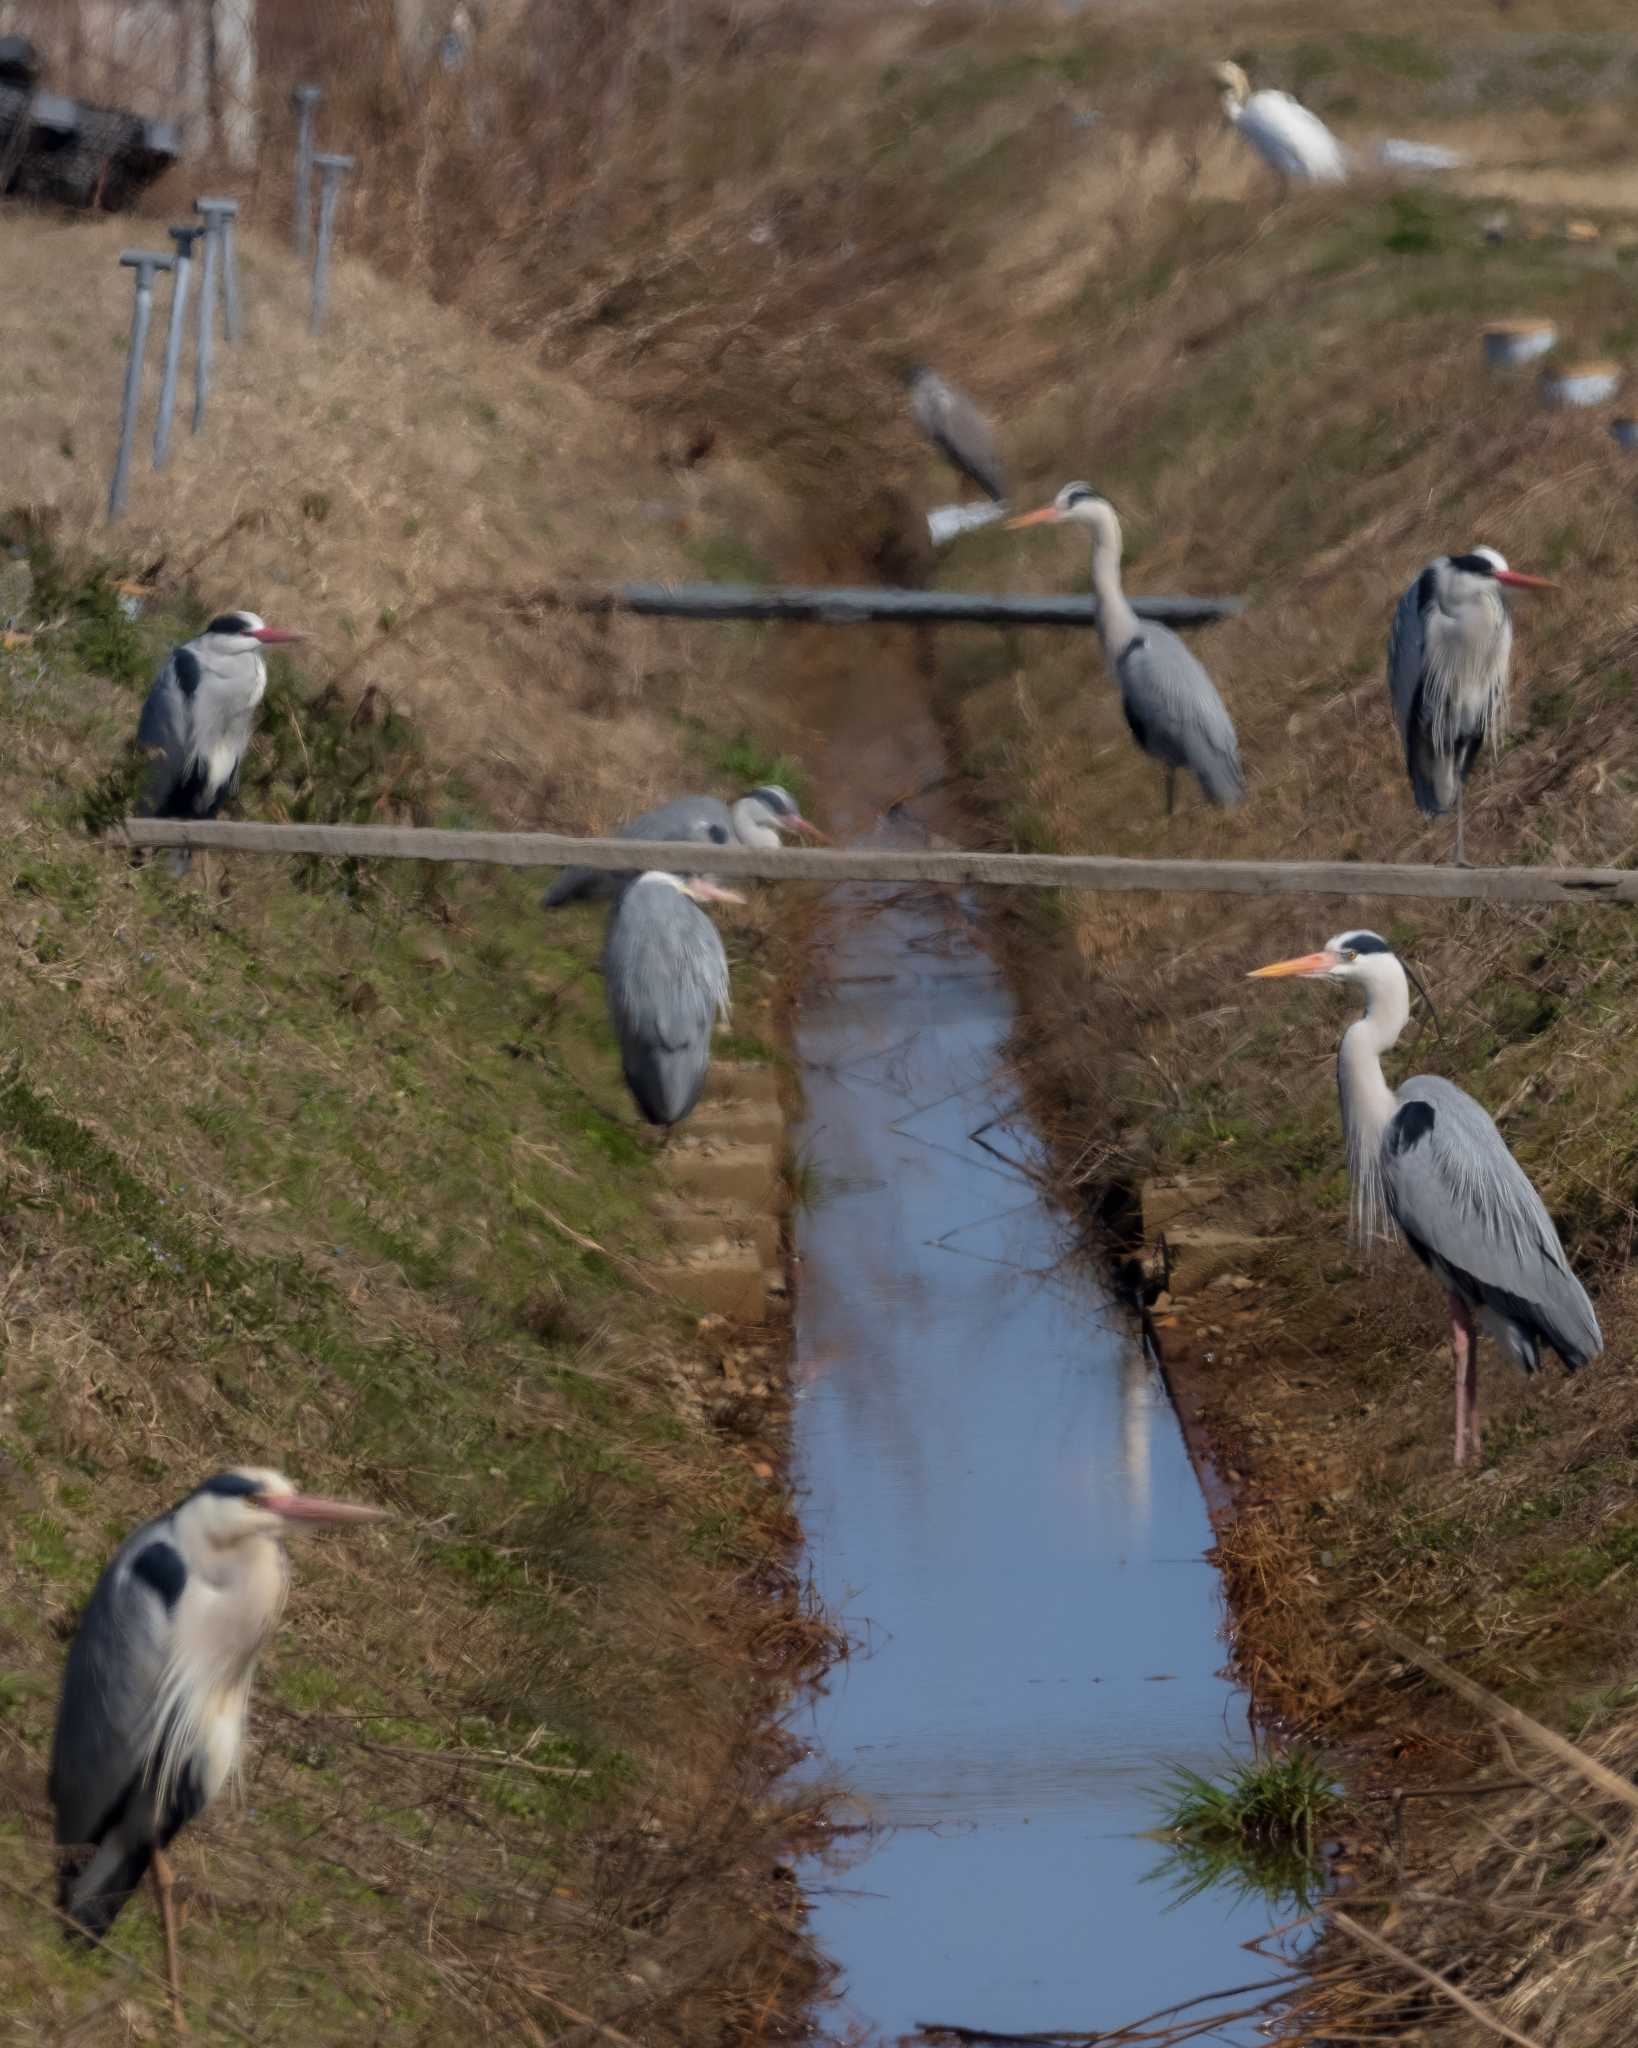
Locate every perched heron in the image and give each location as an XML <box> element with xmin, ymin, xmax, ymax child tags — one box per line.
<box><xmin>1212</xmin><ymin>61</ymin><xmax>1347</xmax><ymax>189</ymax></box>
<box><xmin>541</xmin><ymin>784</ymin><xmax>823</xmax><ymax>910</ymax></box>
<box><xmin>604</xmin><ymin>872</ymin><xmax>743</xmax><ymax>1128</ymax></box>
<box><xmin>1007</xmin><ymin>483</ymin><xmax>1244</xmax><ymax>813</ymax></box>
<box><xmin>1251</xmin><ymin>932</ymin><xmax>1600</xmax><ymax>1467</ymax></box>
<box><xmin>905</xmin><ymin>364</ymin><xmax>1009</xmax><ymax>504</ymax></box>
<box><xmin>50</xmin><ymin>1469</ymin><xmax>387</xmax><ymax>2017</ymax></box>
<box><xmin>134</xmin><ymin>610</ymin><xmax>302</xmax><ymax>878</ymax></box>
<box><xmin>1387</xmin><ymin>547</ymin><xmax>1555</xmax><ymax>863</ymax></box>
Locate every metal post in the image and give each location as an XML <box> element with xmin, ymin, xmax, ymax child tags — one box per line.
<box><xmin>196</xmin><ymin>196</ymin><xmax>241</xmax><ymax>344</ymax></box>
<box><xmin>108</xmin><ymin>250</ymin><xmax>174</xmax><ymax>523</ymax></box>
<box><xmin>309</xmin><ymin>153</ymin><xmax>355</xmax><ymax>336</ymax></box>
<box><xmin>153</xmin><ymin>224</ymin><xmax>204</xmax><ymax>470</ymax></box>
<box><xmin>191</xmin><ymin>201</ymin><xmax>221</xmax><ymax>434</ymax></box>
<box><xmin>291</xmin><ymin>84</ymin><xmax>321</xmax><ymax>257</ymax></box>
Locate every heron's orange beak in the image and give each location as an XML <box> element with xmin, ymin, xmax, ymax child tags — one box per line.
<box><xmin>1493</xmin><ymin>569</ymin><xmax>1555</xmax><ymax>592</ymax></box>
<box><xmin>264</xmin><ymin>1493</ymin><xmax>391</xmax><ymax>1524</ymax></box>
<box><xmin>687</xmin><ymin>880</ymin><xmax>748</xmax><ymax>906</ymax></box>
<box><xmin>787</xmin><ymin>814</ymin><xmax>828</xmax><ymax>842</ymax></box>
<box><xmin>1248</xmin><ymin>951</ymin><xmax>1342</xmax><ymax>979</ymax></box>
<box><xmin>1004</xmin><ymin>504</ymin><xmax>1063</xmax><ymax>530</ymax></box>
<box><xmin>250</xmin><ymin>626</ymin><xmax>304</xmax><ymax>644</ymax></box>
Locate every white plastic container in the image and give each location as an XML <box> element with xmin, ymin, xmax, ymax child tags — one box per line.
<box><xmin>1541</xmin><ymin>360</ymin><xmax>1621</xmax><ymax>409</ymax></box>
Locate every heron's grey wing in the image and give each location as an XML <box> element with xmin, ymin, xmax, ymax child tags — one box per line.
<box><xmin>50</xmin><ymin>1527</ymin><xmax>175</xmax><ymax>1849</ymax></box>
<box><xmin>132</xmin><ymin>651</ymin><xmax>196</xmax><ymax>816</ymax></box>
<box><xmin>603</xmin><ymin>890</ymin><xmax>729</xmax><ymax>1125</ymax></box>
<box><xmin>543</xmin><ymin>798</ymin><xmax>732</xmax><ymax>909</ymax></box>
<box><xmin>1383</xmin><ymin>1075</ymin><xmax>1601</xmax><ymax>1371</ymax></box>
<box><xmin>1117</xmin><ymin>625</ymin><xmax>1244</xmax><ymax>806</ymax></box>
<box><xmin>1385</xmin><ymin>568</ymin><xmax>1458</xmax><ymax>816</ymax></box>
<box><xmin>911</xmin><ymin>373</ymin><xmax>1008</xmax><ymax>502</ymax></box>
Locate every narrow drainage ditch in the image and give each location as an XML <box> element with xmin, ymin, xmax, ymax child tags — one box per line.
<box><xmin>783</xmin><ymin>620</ymin><xmax>1276</xmax><ymax>2040</ymax></box>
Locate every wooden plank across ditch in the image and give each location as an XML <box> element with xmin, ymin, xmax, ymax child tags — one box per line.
<box><xmin>501</xmin><ymin>582</ymin><xmax>1244</xmax><ymax>629</ymax></box>
<box><xmin>119</xmin><ymin>820</ymin><xmax>1638</xmax><ymax>906</ymax></box>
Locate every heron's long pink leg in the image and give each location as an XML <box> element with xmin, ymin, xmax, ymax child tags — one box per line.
<box><xmin>1450</xmin><ymin>1295</ymin><xmax>1480</xmax><ymax>1467</ymax></box>
<box><xmin>151</xmin><ymin>1848</ymin><xmax>188</xmax><ymax>2037</ymax></box>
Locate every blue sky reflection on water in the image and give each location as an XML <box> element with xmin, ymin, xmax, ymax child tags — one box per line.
<box><xmin>790</xmin><ymin>873</ymin><xmax>1270</xmax><ymax>2043</ymax></box>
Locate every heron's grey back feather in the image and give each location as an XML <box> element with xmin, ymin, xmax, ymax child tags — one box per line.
<box><xmin>50</xmin><ymin>1510</ymin><xmax>175</xmax><ymax>1853</ymax></box>
<box><xmin>1382</xmin><ymin>1074</ymin><xmax>1601</xmax><ymax>1373</ymax></box>
<box><xmin>908</xmin><ymin>370</ymin><xmax>1008</xmax><ymax>502</ymax></box>
<box><xmin>542</xmin><ymin>795</ymin><xmax>734</xmax><ymax>909</ymax></box>
<box><xmin>1115</xmin><ymin>624</ymin><xmax>1244</xmax><ymax>806</ymax></box>
<box><xmin>604</xmin><ymin>879</ymin><xmax>730</xmax><ymax>1126</ymax></box>
<box><xmin>1387</xmin><ymin>564</ymin><xmax>1511</xmax><ymax>817</ymax></box>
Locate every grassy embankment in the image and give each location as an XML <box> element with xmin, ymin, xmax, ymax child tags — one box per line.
<box><xmin>405</xmin><ymin>3</ymin><xmax>1638</xmax><ymax>2036</ymax></box>
<box><xmin>0</xmin><ymin>211</ymin><xmax>822</xmax><ymax>2041</ymax></box>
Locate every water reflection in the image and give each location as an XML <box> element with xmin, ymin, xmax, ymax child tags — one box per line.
<box><xmin>791</xmin><ymin>824</ymin><xmax>1268</xmax><ymax>2043</ymax></box>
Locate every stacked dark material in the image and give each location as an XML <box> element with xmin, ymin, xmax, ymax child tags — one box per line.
<box><xmin>0</xmin><ymin>35</ymin><xmax>179</xmax><ymax>212</ymax></box>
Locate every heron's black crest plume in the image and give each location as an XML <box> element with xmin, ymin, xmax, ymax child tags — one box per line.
<box><xmin>196</xmin><ymin>1472</ymin><xmax>262</xmax><ymax>1499</ymax></box>
<box><xmin>204</xmin><ymin>613</ymin><xmax>255</xmax><ymax>636</ymax></box>
<box><xmin>1448</xmin><ymin>553</ymin><xmax>1498</xmax><ymax>578</ymax></box>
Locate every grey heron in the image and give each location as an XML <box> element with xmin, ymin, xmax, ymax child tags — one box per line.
<box><xmin>1007</xmin><ymin>483</ymin><xmax>1244</xmax><ymax>813</ymax></box>
<box><xmin>1212</xmin><ymin>61</ymin><xmax>1347</xmax><ymax>188</ymax></box>
<box><xmin>905</xmin><ymin>365</ymin><xmax>1009</xmax><ymax>504</ymax></box>
<box><xmin>50</xmin><ymin>1468</ymin><xmax>386</xmax><ymax>2016</ymax></box>
<box><xmin>604</xmin><ymin>872</ymin><xmax>743</xmax><ymax>1129</ymax></box>
<box><xmin>134</xmin><ymin>610</ymin><xmax>302</xmax><ymax>878</ymax></box>
<box><xmin>1387</xmin><ymin>548</ymin><xmax>1554</xmax><ymax>863</ymax></box>
<box><xmin>1251</xmin><ymin>932</ymin><xmax>1600</xmax><ymax>1467</ymax></box>
<box><xmin>541</xmin><ymin>784</ymin><xmax>823</xmax><ymax>910</ymax></box>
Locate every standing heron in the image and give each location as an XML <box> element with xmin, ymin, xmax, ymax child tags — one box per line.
<box><xmin>905</xmin><ymin>365</ymin><xmax>1009</xmax><ymax>504</ymax></box>
<box><xmin>604</xmin><ymin>872</ymin><xmax>743</xmax><ymax>1129</ymax></box>
<box><xmin>134</xmin><ymin>610</ymin><xmax>302</xmax><ymax>879</ymax></box>
<box><xmin>1212</xmin><ymin>62</ymin><xmax>1347</xmax><ymax>189</ymax></box>
<box><xmin>1387</xmin><ymin>547</ymin><xmax>1555</xmax><ymax>863</ymax></box>
<box><xmin>1251</xmin><ymin>932</ymin><xmax>1600</xmax><ymax>1466</ymax></box>
<box><xmin>542</xmin><ymin>784</ymin><xmax>823</xmax><ymax>910</ymax></box>
<box><xmin>1007</xmin><ymin>483</ymin><xmax>1244</xmax><ymax>813</ymax></box>
<box><xmin>50</xmin><ymin>1469</ymin><xmax>387</xmax><ymax>2020</ymax></box>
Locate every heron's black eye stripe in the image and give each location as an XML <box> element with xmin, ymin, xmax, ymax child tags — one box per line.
<box><xmin>205</xmin><ymin>613</ymin><xmax>253</xmax><ymax>636</ymax></box>
<box><xmin>1448</xmin><ymin>554</ymin><xmax>1496</xmax><ymax>577</ymax></box>
<box><xmin>199</xmin><ymin>1471</ymin><xmax>261</xmax><ymax>1498</ymax></box>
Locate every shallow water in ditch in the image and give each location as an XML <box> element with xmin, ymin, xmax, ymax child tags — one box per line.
<box><xmin>787</xmin><ymin>635</ymin><xmax>1272</xmax><ymax>2041</ymax></box>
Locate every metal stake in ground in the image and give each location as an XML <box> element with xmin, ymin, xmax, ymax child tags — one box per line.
<box><xmin>107</xmin><ymin>249</ymin><xmax>174</xmax><ymax>524</ymax></box>
<box><xmin>153</xmin><ymin>224</ymin><xmax>205</xmax><ymax>470</ymax></box>
<box><xmin>196</xmin><ymin>196</ymin><xmax>242</xmax><ymax>344</ymax></box>
<box><xmin>190</xmin><ymin>203</ymin><xmax>222</xmax><ymax>435</ymax></box>
<box><xmin>291</xmin><ymin>84</ymin><xmax>321</xmax><ymax>257</ymax></box>
<box><xmin>309</xmin><ymin>153</ymin><xmax>355</xmax><ymax>336</ymax></box>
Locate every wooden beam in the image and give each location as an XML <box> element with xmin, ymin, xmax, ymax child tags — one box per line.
<box><xmin>503</xmin><ymin>582</ymin><xmax>1244</xmax><ymax>629</ymax></box>
<box><xmin>119</xmin><ymin>820</ymin><xmax>1638</xmax><ymax>906</ymax></box>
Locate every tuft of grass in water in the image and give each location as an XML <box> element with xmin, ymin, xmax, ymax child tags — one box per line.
<box><xmin>1150</xmin><ymin>1749</ymin><xmax>1340</xmax><ymax>1910</ymax></box>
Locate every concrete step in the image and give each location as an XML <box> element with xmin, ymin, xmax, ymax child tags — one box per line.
<box><xmin>704</xmin><ymin>1061</ymin><xmax>782</xmax><ymax>1107</ymax></box>
<box><xmin>661</xmin><ymin>1141</ymin><xmax>781</xmax><ymax>1208</ymax></box>
<box><xmin>688</xmin><ymin>1100</ymin><xmax>785</xmax><ymax>1149</ymax></box>
<box><xmin>1140</xmin><ymin>1176</ymin><xmax>1226</xmax><ymax>1234</ymax></box>
<box><xmin>654</xmin><ymin>1199</ymin><xmax>780</xmax><ymax>1267</ymax></box>
<box><xmin>651</xmin><ymin>1247</ymin><xmax>767</xmax><ymax>1321</ymax></box>
<box><xmin>1161</xmin><ymin>1226</ymin><xmax>1281</xmax><ymax>1298</ymax></box>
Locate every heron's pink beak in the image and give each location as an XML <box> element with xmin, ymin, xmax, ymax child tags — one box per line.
<box><xmin>250</xmin><ymin>626</ymin><xmax>304</xmax><ymax>644</ymax></box>
<box><xmin>687</xmin><ymin>880</ymin><xmax>748</xmax><ymax>906</ymax></box>
<box><xmin>1248</xmin><ymin>951</ymin><xmax>1342</xmax><ymax>980</ymax></box>
<box><xmin>263</xmin><ymin>1493</ymin><xmax>391</xmax><ymax>1525</ymax></box>
<box><xmin>1004</xmin><ymin>504</ymin><xmax>1063</xmax><ymax>530</ymax></box>
<box><xmin>1492</xmin><ymin>569</ymin><xmax>1555</xmax><ymax>592</ymax></box>
<box><xmin>787</xmin><ymin>814</ymin><xmax>828</xmax><ymax>842</ymax></box>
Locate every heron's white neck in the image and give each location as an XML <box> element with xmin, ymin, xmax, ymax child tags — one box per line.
<box><xmin>1081</xmin><ymin>508</ymin><xmax>1140</xmax><ymax>659</ymax></box>
<box><xmin>1336</xmin><ymin>958</ymin><xmax>1410</xmax><ymax>1246</ymax></box>
<box><xmin>729</xmin><ymin>796</ymin><xmax>780</xmax><ymax>849</ymax></box>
